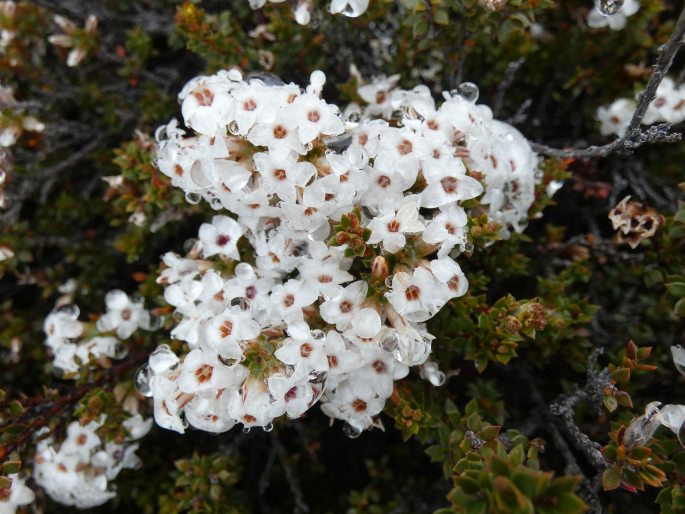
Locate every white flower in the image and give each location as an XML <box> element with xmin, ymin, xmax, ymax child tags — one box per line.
<box><xmin>199</xmin><ymin>215</ymin><xmax>243</xmax><ymax>259</ymax></box>
<box><xmin>281</xmin><ymin>93</ymin><xmax>344</xmax><ymax>144</ymax></box>
<box><xmin>0</xmin><ymin>474</ymin><xmax>34</xmax><ymax>514</ymax></box>
<box><xmin>329</xmin><ymin>0</ymin><xmax>369</xmax><ymax>16</ymax></box>
<box><xmin>386</xmin><ymin>267</ymin><xmax>446</xmax><ymax>322</ymax></box>
<box><xmin>366</xmin><ymin>201</ymin><xmax>425</xmax><ymax>253</ymax></box>
<box><xmin>179</xmin><ymin>75</ymin><xmax>234</xmax><ymax>136</ymax></box>
<box><xmin>320</xmin><ymin>281</ymin><xmax>368</xmax><ymax>330</ymax></box>
<box><xmin>422</xmin><ymin>204</ymin><xmax>468</xmax><ymax>257</ymax></box>
<box><xmin>597</xmin><ymin>98</ymin><xmax>635</xmax><ymax>136</ymax></box>
<box><xmin>96</xmin><ymin>290</ymin><xmax>150</xmax><ymax>339</ymax></box>
<box><xmin>421</xmin><ymin>160</ymin><xmax>483</xmax><ymax>208</ymax></box>
<box><xmin>253</xmin><ymin>150</ymin><xmax>317</xmax><ymax>203</ymax></box>
<box><xmin>587</xmin><ymin>0</ymin><xmax>640</xmax><ymax>31</ymax></box>
<box><xmin>177</xmin><ymin>349</ymin><xmax>248</xmax><ymax>393</ymax></box>
<box><xmin>275</xmin><ymin>321</ymin><xmax>329</xmax><ymax>373</ymax></box>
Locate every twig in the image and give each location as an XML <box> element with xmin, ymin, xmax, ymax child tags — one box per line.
<box><xmin>531</xmin><ymin>6</ymin><xmax>685</xmax><ymax>159</ymax></box>
<box><xmin>273</xmin><ymin>434</ymin><xmax>310</xmax><ymax>514</ymax></box>
<box><xmin>492</xmin><ymin>58</ymin><xmax>525</xmax><ymax>116</ymax></box>
<box><xmin>549</xmin><ymin>349</ymin><xmax>610</xmax><ymax>470</ymax></box>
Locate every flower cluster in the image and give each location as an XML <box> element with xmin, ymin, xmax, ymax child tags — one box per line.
<box><xmin>145</xmin><ymin>68</ymin><xmax>541</xmax><ymax>436</ymax></box>
<box><xmin>43</xmin><ymin>290</ymin><xmax>158</xmax><ymax>376</ymax></box>
<box><xmin>33</xmin><ymin>415</ymin><xmax>151</xmax><ymax>509</ymax></box>
<box><xmin>587</xmin><ymin>0</ymin><xmax>639</xmax><ymax>31</ymax></box>
<box><xmin>247</xmin><ymin>0</ymin><xmax>369</xmax><ymax>25</ymax></box>
<box><xmin>597</xmin><ymin>76</ymin><xmax>685</xmax><ymax>136</ymax></box>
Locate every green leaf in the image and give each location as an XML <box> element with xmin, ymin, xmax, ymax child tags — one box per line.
<box><xmin>603</xmin><ymin>395</ymin><xmax>618</xmax><ymax>412</ymax></box>
<box><xmin>1</xmin><ymin>460</ymin><xmax>21</xmax><ymax>474</ymax></box>
<box><xmin>602</xmin><ymin>467</ymin><xmax>621</xmax><ymax>491</ymax></box>
<box><xmin>666</xmin><ymin>282</ymin><xmax>685</xmax><ymax>298</ymax></box>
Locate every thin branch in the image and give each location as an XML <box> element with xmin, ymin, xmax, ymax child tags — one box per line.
<box><xmin>492</xmin><ymin>58</ymin><xmax>525</xmax><ymax>116</ymax></box>
<box><xmin>273</xmin><ymin>435</ymin><xmax>310</xmax><ymax>514</ymax></box>
<box><xmin>531</xmin><ymin>6</ymin><xmax>685</xmax><ymax>159</ymax></box>
<box><xmin>549</xmin><ymin>349</ymin><xmax>610</xmax><ymax>470</ymax></box>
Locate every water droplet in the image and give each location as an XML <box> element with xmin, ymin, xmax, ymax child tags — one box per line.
<box><xmin>230</xmin><ymin>297</ymin><xmax>251</xmax><ymax>312</ymax></box>
<box><xmin>228</xmin><ymin>121</ymin><xmax>240</xmax><ymax>135</ymax></box>
<box><xmin>393</xmin><ymin>336</ymin><xmax>432</xmax><ymax>366</ymax></box>
<box><xmin>324</xmin><ymin>133</ymin><xmax>353</xmax><ymax>154</ymax></box>
<box><xmin>184</xmin><ymin>192</ymin><xmax>202</xmax><ymax>205</ymax></box>
<box><xmin>598</xmin><ymin>0</ymin><xmax>623</xmax><ymax>15</ymax></box>
<box><xmin>210</xmin><ymin>197</ymin><xmax>223</xmax><ymax>210</ymax></box>
<box><xmin>311</xmin><ymin>329</ymin><xmax>326</xmax><ymax>342</ymax></box>
<box><xmin>348</xmin><ymin>112</ymin><xmax>362</xmax><ymax>122</ymax></box>
<box><xmin>464</xmin><ymin>242</ymin><xmax>475</xmax><ymax>252</ymax></box>
<box><xmin>183</xmin><ymin>238</ymin><xmax>198</xmax><ymax>254</ymax></box>
<box><xmin>308</xmin><ymin>369</ymin><xmax>328</xmax><ymax>384</ymax></box>
<box><xmin>456</xmin><ymin>82</ymin><xmax>479</xmax><ymax>103</ymax></box>
<box><xmin>671</xmin><ymin>345</ymin><xmax>685</xmax><ymax>376</ymax></box>
<box><xmin>308</xmin><ymin>382</ymin><xmax>326</xmax><ymax>407</ymax></box>
<box><xmin>246</xmin><ymin>72</ymin><xmax>285</xmax><ymax>87</ymax></box>
<box><xmin>147</xmin><ymin>315</ymin><xmax>164</xmax><ymax>331</ymax></box>
<box><xmin>304</xmin><ymin>142</ymin><xmax>313</xmax><ymax>152</ymax></box>
<box><xmin>112</xmin><ymin>341</ymin><xmax>129</xmax><ymax>360</ymax></box>
<box><xmin>263</xmin><ymin>422</ymin><xmax>274</xmax><ymax>432</ymax></box>
<box><xmin>242</xmin><ymin>426</ymin><xmax>251</xmax><ymax>433</ymax></box>
<box><xmin>379</xmin><ymin>331</ymin><xmax>399</xmax><ymax>352</ymax></box>
<box><xmin>420</xmin><ymin>362</ymin><xmax>446</xmax><ymax>386</ymax></box>
<box><xmin>56</xmin><ymin>304</ymin><xmax>80</xmax><ymax>319</ymax></box>
<box><xmin>134</xmin><ymin>364</ymin><xmax>153</xmax><ymax>397</ymax></box>
<box><xmin>533</xmin><ymin>168</ymin><xmax>544</xmax><ymax>181</ymax></box>
<box><xmin>285</xmin><ymin>364</ymin><xmax>296</xmax><ymax>376</ymax></box>
<box><xmin>218</xmin><ymin>354</ymin><xmax>239</xmax><ymax>367</ymax></box>
<box><xmin>149</xmin><ymin>344</ymin><xmax>179</xmax><ymax>373</ymax></box>
<box><xmin>342</xmin><ymin>422</ymin><xmax>362</xmax><ymax>438</ymax></box>
<box><xmin>384</xmin><ymin>276</ymin><xmax>394</xmax><ymax>288</ymax></box>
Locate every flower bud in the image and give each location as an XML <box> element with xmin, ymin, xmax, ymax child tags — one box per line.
<box><xmin>372</xmin><ymin>255</ymin><xmax>388</xmax><ymax>280</ymax></box>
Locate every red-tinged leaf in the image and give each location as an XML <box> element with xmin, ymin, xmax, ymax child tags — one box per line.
<box><xmin>626</xmin><ymin>340</ymin><xmax>638</xmax><ymax>360</ymax></box>
<box><xmin>619</xmin><ymin>481</ymin><xmax>638</xmax><ymax>493</ymax></box>
<box><xmin>636</xmin><ymin>346</ymin><xmax>652</xmax><ymax>360</ymax></box>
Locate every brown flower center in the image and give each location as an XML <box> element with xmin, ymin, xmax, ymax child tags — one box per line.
<box><xmin>405</xmin><ymin>285</ymin><xmax>421</xmax><ymax>301</ymax></box>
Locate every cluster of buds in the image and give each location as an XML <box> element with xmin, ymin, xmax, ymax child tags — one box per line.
<box><xmin>140</xmin><ymin>67</ymin><xmax>541</xmax><ymax>436</ymax></box>
<box><xmin>608</xmin><ymin>195</ymin><xmax>662</xmax><ymax>249</ymax></box>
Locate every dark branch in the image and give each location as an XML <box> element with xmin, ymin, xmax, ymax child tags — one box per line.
<box><xmin>531</xmin><ymin>6</ymin><xmax>685</xmax><ymax>159</ymax></box>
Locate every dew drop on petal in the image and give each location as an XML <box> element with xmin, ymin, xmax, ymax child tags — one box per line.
<box><xmin>242</xmin><ymin>426</ymin><xmax>251</xmax><ymax>434</ymax></box>
<box><xmin>134</xmin><ymin>364</ymin><xmax>153</xmax><ymax>397</ymax></box>
<box><xmin>347</xmin><ymin>112</ymin><xmax>362</xmax><ymax>123</ymax></box>
<box><xmin>112</xmin><ymin>341</ymin><xmax>129</xmax><ymax>360</ymax></box>
<box><xmin>149</xmin><ymin>344</ymin><xmax>179</xmax><ymax>373</ymax></box>
<box><xmin>671</xmin><ymin>345</ymin><xmax>685</xmax><ymax>376</ymax></box>
<box><xmin>218</xmin><ymin>354</ymin><xmax>239</xmax><ymax>367</ymax></box>
<box><xmin>230</xmin><ymin>297</ymin><xmax>251</xmax><ymax>312</ymax></box>
<box><xmin>308</xmin><ymin>369</ymin><xmax>328</xmax><ymax>384</ymax></box>
<box><xmin>456</xmin><ymin>82</ymin><xmax>479</xmax><ymax>103</ymax></box>
<box><xmin>228</xmin><ymin>121</ymin><xmax>240</xmax><ymax>135</ymax></box>
<box><xmin>379</xmin><ymin>331</ymin><xmax>399</xmax><ymax>352</ymax></box>
<box><xmin>324</xmin><ymin>133</ymin><xmax>353</xmax><ymax>154</ymax></box>
<box><xmin>342</xmin><ymin>422</ymin><xmax>362</xmax><ymax>438</ymax></box>
<box><xmin>210</xmin><ymin>197</ymin><xmax>223</xmax><ymax>210</ymax></box>
<box><xmin>384</xmin><ymin>276</ymin><xmax>393</xmax><ymax>288</ymax></box>
<box><xmin>184</xmin><ymin>192</ymin><xmax>202</xmax><ymax>205</ymax></box>
<box><xmin>311</xmin><ymin>329</ymin><xmax>326</xmax><ymax>342</ymax></box>
<box><xmin>56</xmin><ymin>304</ymin><xmax>80</xmax><ymax>319</ymax></box>
<box><xmin>598</xmin><ymin>0</ymin><xmax>623</xmax><ymax>15</ymax></box>
<box><xmin>464</xmin><ymin>242</ymin><xmax>475</xmax><ymax>253</ymax></box>
<box><xmin>183</xmin><ymin>238</ymin><xmax>198</xmax><ymax>254</ymax></box>
<box><xmin>263</xmin><ymin>422</ymin><xmax>274</xmax><ymax>433</ymax></box>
